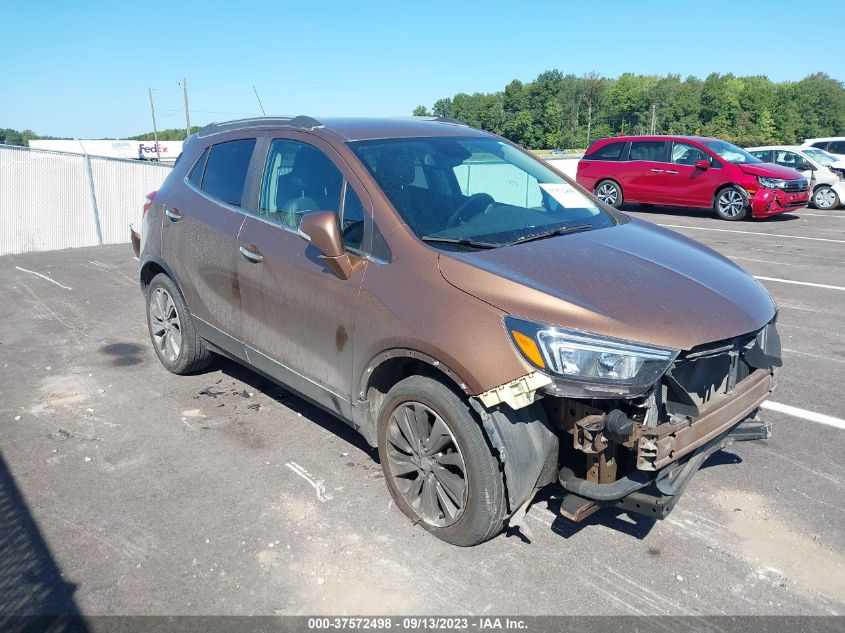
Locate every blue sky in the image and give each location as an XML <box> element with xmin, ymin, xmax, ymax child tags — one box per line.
<box><xmin>2</xmin><ymin>0</ymin><xmax>843</xmax><ymax>138</ymax></box>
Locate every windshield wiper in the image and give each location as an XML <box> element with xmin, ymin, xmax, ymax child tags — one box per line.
<box><xmin>503</xmin><ymin>224</ymin><xmax>593</xmax><ymax>247</ymax></box>
<box><xmin>420</xmin><ymin>236</ymin><xmax>499</xmax><ymax>250</ymax></box>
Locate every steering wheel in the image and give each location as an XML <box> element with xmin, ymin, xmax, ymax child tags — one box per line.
<box><xmin>446</xmin><ymin>193</ymin><xmax>495</xmax><ymax>227</ymax></box>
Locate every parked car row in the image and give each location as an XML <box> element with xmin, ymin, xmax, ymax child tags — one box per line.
<box><xmin>576</xmin><ymin>134</ymin><xmax>845</xmax><ymax>220</ymax></box>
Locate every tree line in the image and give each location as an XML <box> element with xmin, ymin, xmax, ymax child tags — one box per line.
<box><xmin>414</xmin><ymin>71</ymin><xmax>845</xmax><ymax>150</ymax></box>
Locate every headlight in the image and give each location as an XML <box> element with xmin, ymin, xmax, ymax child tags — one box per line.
<box><xmin>505</xmin><ymin>316</ymin><xmax>678</xmax><ymax>397</ymax></box>
<box><xmin>757</xmin><ymin>176</ymin><xmax>788</xmax><ymax>189</ymax></box>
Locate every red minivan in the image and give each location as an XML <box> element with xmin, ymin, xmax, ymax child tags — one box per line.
<box><xmin>576</xmin><ymin>135</ymin><xmax>809</xmax><ymax>220</ymax></box>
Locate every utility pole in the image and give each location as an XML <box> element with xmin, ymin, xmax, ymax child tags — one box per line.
<box><xmin>650</xmin><ymin>104</ymin><xmax>657</xmax><ymax>135</ymax></box>
<box><xmin>181</xmin><ymin>78</ymin><xmax>191</xmax><ymax>139</ymax></box>
<box><xmin>147</xmin><ymin>87</ymin><xmax>161</xmax><ymax>161</ymax></box>
<box><xmin>585</xmin><ymin>100</ymin><xmax>592</xmax><ymax>149</ymax></box>
<box><xmin>253</xmin><ymin>86</ymin><xmax>266</xmax><ymax>116</ymax></box>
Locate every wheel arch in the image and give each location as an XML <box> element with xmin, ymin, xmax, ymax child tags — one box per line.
<box><xmin>712</xmin><ymin>182</ymin><xmax>747</xmax><ymax>205</ymax></box>
<box><xmin>140</xmin><ymin>255</ymin><xmax>182</xmax><ymax>294</ymax></box>
<box><xmin>357</xmin><ymin>349</ymin><xmax>472</xmax><ymax>445</ymax></box>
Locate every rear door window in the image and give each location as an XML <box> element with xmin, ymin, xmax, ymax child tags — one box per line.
<box><xmin>749</xmin><ymin>150</ymin><xmax>773</xmax><ymax>163</ymax></box>
<box><xmin>629</xmin><ymin>141</ymin><xmax>666</xmax><ymax>162</ymax></box>
<box><xmin>201</xmin><ymin>139</ymin><xmax>257</xmax><ymax>207</ymax></box>
<box><xmin>587</xmin><ymin>142</ymin><xmax>624</xmax><ymax>161</ymax></box>
<box><xmin>828</xmin><ymin>141</ymin><xmax>845</xmax><ymax>154</ymax></box>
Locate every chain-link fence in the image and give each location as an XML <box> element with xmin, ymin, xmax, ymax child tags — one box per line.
<box><xmin>0</xmin><ymin>145</ymin><xmax>173</xmax><ymax>256</ymax></box>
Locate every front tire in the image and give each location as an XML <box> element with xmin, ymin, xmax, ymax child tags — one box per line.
<box><xmin>145</xmin><ymin>273</ymin><xmax>212</xmax><ymax>374</ymax></box>
<box><xmin>595</xmin><ymin>180</ymin><xmax>623</xmax><ymax>208</ymax></box>
<box><xmin>377</xmin><ymin>375</ymin><xmax>507</xmax><ymax>546</ymax></box>
<box><xmin>714</xmin><ymin>187</ymin><xmax>748</xmax><ymax>221</ymax></box>
<box><xmin>812</xmin><ymin>185</ymin><xmax>840</xmax><ymax>210</ymax></box>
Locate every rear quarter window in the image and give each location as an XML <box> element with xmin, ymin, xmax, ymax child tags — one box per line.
<box><xmin>586</xmin><ymin>142</ymin><xmax>624</xmax><ymax>161</ymax></box>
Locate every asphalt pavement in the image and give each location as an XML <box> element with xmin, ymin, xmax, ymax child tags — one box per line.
<box><xmin>1</xmin><ymin>204</ymin><xmax>844</xmax><ymax>616</ymax></box>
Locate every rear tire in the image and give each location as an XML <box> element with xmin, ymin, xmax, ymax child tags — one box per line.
<box><xmin>594</xmin><ymin>180</ymin><xmax>623</xmax><ymax>208</ymax></box>
<box><xmin>714</xmin><ymin>187</ymin><xmax>748</xmax><ymax>221</ymax></box>
<box><xmin>145</xmin><ymin>273</ymin><xmax>212</xmax><ymax>374</ymax></box>
<box><xmin>812</xmin><ymin>185</ymin><xmax>839</xmax><ymax>210</ymax></box>
<box><xmin>377</xmin><ymin>375</ymin><xmax>507</xmax><ymax>546</ymax></box>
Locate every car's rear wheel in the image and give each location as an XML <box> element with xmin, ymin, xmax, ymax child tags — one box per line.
<box><xmin>595</xmin><ymin>180</ymin><xmax>623</xmax><ymax>208</ymax></box>
<box><xmin>146</xmin><ymin>273</ymin><xmax>212</xmax><ymax>374</ymax></box>
<box><xmin>714</xmin><ymin>187</ymin><xmax>748</xmax><ymax>221</ymax></box>
<box><xmin>812</xmin><ymin>185</ymin><xmax>839</xmax><ymax>210</ymax></box>
<box><xmin>377</xmin><ymin>375</ymin><xmax>507</xmax><ymax>546</ymax></box>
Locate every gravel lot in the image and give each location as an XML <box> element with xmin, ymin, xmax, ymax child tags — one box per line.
<box><xmin>1</xmin><ymin>204</ymin><xmax>844</xmax><ymax>616</ymax></box>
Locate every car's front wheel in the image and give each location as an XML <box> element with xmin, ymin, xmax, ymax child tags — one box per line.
<box><xmin>377</xmin><ymin>375</ymin><xmax>507</xmax><ymax>546</ymax></box>
<box><xmin>714</xmin><ymin>187</ymin><xmax>748</xmax><ymax>221</ymax></box>
<box><xmin>595</xmin><ymin>180</ymin><xmax>623</xmax><ymax>208</ymax></box>
<box><xmin>145</xmin><ymin>273</ymin><xmax>212</xmax><ymax>374</ymax></box>
<box><xmin>812</xmin><ymin>185</ymin><xmax>840</xmax><ymax>210</ymax></box>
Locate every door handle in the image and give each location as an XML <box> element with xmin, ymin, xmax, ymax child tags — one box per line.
<box><xmin>665</xmin><ymin>170</ymin><xmax>680</xmax><ymax>174</ymax></box>
<box><xmin>649</xmin><ymin>168</ymin><xmax>665</xmax><ymax>173</ymax></box>
<box><xmin>239</xmin><ymin>245</ymin><xmax>264</xmax><ymax>263</ymax></box>
<box><xmin>164</xmin><ymin>207</ymin><xmax>182</xmax><ymax>221</ymax></box>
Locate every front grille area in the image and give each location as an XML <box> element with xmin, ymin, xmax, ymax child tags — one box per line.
<box><xmin>782</xmin><ymin>179</ymin><xmax>809</xmax><ymax>193</ymax></box>
<box><xmin>668</xmin><ymin>334</ymin><xmax>755</xmax><ymax>410</ymax></box>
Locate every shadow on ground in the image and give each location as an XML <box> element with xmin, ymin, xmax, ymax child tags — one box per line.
<box><xmin>622</xmin><ymin>203</ymin><xmax>801</xmax><ymax>223</ymax></box>
<box><xmin>0</xmin><ymin>452</ymin><xmax>88</xmax><ymax>631</ymax></box>
<box><xmin>209</xmin><ymin>356</ymin><xmax>378</xmax><ymax>460</ymax></box>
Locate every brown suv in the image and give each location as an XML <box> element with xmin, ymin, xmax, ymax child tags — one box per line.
<box><xmin>132</xmin><ymin>116</ymin><xmax>781</xmax><ymax>546</ymax></box>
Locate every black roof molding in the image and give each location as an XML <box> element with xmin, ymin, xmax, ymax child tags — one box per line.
<box><xmin>197</xmin><ymin>115</ymin><xmax>324</xmax><ymax>138</ymax></box>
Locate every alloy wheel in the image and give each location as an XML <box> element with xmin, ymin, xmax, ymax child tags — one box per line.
<box><xmin>814</xmin><ymin>187</ymin><xmax>837</xmax><ymax>209</ymax></box>
<box><xmin>149</xmin><ymin>287</ymin><xmax>182</xmax><ymax>363</ymax></box>
<box><xmin>718</xmin><ymin>189</ymin><xmax>745</xmax><ymax>217</ymax></box>
<box><xmin>596</xmin><ymin>182</ymin><xmax>619</xmax><ymax>206</ymax></box>
<box><xmin>385</xmin><ymin>402</ymin><xmax>468</xmax><ymax>527</ymax></box>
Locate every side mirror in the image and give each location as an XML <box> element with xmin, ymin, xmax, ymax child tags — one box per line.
<box><xmin>298</xmin><ymin>211</ymin><xmax>362</xmax><ymax>280</ymax></box>
<box><xmin>694</xmin><ymin>159</ymin><xmax>711</xmax><ymax>170</ymax></box>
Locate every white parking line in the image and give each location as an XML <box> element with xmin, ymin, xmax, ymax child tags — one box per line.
<box><xmin>799</xmin><ymin>213</ymin><xmax>845</xmax><ymax>218</ymax></box>
<box><xmin>14</xmin><ymin>266</ymin><xmax>72</xmax><ymax>290</ymax></box>
<box><xmin>731</xmin><ymin>256</ymin><xmax>801</xmax><ymax>267</ymax></box>
<box><xmin>761</xmin><ymin>401</ymin><xmax>845</xmax><ymax>431</ymax></box>
<box><xmin>754</xmin><ymin>276</ymin><xmax>845</xmax><ymax>291</ymax></box>
<box><xmin>658</xmin><ymin>224</ymin><xmax>845</xmax><ymax>244</ymax></box>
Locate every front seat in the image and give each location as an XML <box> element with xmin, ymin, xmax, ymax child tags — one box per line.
<box><xmin>276</xmin><ymin>146</ymin><xmax>342</xmax><ymax>214</ymax></box>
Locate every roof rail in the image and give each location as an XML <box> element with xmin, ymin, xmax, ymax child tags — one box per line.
<box><xmin>197</xmin><ymin>115</ymin><xmax>324</xmax><ymax>138</ymax></box>
<box><xmin>433</xmin><ymin>116</ymin><xmax>467</xmax><ymax>126</ymax></box>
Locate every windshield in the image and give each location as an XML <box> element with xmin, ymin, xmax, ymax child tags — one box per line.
<box><xmin>349</xmin><ymin>136</ymin><xmax>615</xmax><ymax>250</ymax></box>
<box><xmin>702</xmin><ymin>140</ymin><xmax>762</xmax><ymax>164</ymax></box>
<box><xmin>803</xmin><ymin>148</ymin><xmax>837</xmax><ymax>166</ymax></box>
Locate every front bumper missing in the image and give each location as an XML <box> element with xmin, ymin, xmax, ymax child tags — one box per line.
<box><xmin>560</xmin><ymin>417</ymin><xmax>772</xmax><ymax>522</ymax></box>
<box><xmin>637</xmin><ymin>368</ymin><xmax>774</xmax><ymax>471</ymax></box>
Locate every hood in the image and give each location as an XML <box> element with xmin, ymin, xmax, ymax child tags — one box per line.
<box><xmin>739</xmin><ymin>162</ymin><xmax>803</xmax><ymax>179</ymax></box>
<box><xmin>438</xmin><ymin>219</ymin><xmax>775</xmax><ymax>351</ymax></box>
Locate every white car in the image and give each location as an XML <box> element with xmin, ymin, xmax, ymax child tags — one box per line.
<box><xmin>801</xmin><ymin>137</ymin><xmax>845</xmax><ymax>161</ymax></box>
<box><xmin>747</xmin><ymin>145</ymin><xmax>845</xmax><ymax>210</ymax></box>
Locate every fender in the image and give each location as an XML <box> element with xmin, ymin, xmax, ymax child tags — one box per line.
<box><xmin>139</xmin><ymin>254</ymin><xmax>184</xmax><ymax>296</ymax></box>
<box><xmin>357</xmin><ymin>347</ymin><xmax>474</xmax><ymax>401</ymax></box>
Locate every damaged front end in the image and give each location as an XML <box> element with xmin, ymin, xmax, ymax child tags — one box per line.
<box><xmin>496</xmin><ymin>317</ymin><xmax>782</xmax><ymax>523</ymax></box>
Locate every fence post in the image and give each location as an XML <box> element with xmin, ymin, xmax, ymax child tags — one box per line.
<box><xmin>83</xmin><ymin>153</ymin><xmax>103</xmax><ymax>245</ymax></box>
